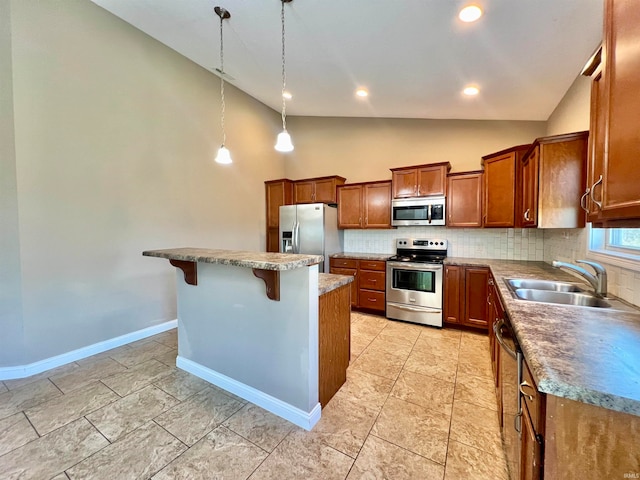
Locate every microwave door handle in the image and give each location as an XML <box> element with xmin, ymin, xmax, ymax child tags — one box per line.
<box><xmin>428</xmin><ymin>205</ymin><xmax>432</xmax><ymax>224</ymax></box>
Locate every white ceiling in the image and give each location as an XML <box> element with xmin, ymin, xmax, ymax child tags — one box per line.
<box><xmin>91</xmin><ymin>0</ymin><xmax>603</xmax><ymax>121</ymax></box>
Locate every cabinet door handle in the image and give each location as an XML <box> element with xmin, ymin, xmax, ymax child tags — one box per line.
<box><xmin>524</xmin><ymin>208</ymin><xmax>531</xmax><ymax>221</ymax></box>
<box><xmin>580</xmin><ymin>188</ymin><xmax>591</xmax><ymax>213</ymax></box>
<box><xmin>519</xmin><ymin>380</ymin><xmax>535</xmax><ymax>401</ymax></box>
<box><xmin>370</xmin><ymin>279</ymin><xmax>377</xmax><ymax>283</ymax></box>
<box><xmin>590</xmin><ymin>175</ymin><xmax>603</xmax><ymax>210</ymax></box>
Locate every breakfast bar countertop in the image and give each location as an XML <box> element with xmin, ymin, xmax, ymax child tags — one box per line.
<box><xmin>318</xmin><ymin>273</ymin><xmax>354</xmax><ymax>296</ymax></box>
<box><xmin>143</xmin><ymin>247</ymin><xmax>324</xmax><ymax>271</ymax></box>
<box><xmin>445</xmin><ymin>257</ymin><xmax>640</xmax><ymax>417</ymax></box>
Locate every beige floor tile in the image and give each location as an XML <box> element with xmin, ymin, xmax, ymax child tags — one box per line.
<box><xmin>350</xmin><ymin>336</ymin><xmax>372</xmax><ymax>357</ymax></box>
<box><xmin>371</xmin><ymin>396</ymin><xmax>450</xmax><ymax>465</ymax></box>
<box><xmin>356</xmin><ymin>313</ymin><xmax>388</xmax><ymax>330</ymax></box>
<box><xmin>86</xmin><ymin>385</ymin><xmax>179</xmax><ymax>442</ymax></box>
<box><xmin>403</xmin><ymin>348</ymin><xmax>458</xmax><ymax>383</ymax></box>
<box><xmin>333</xmin><ymin>368</ymin><xmax>394</xmax><ymax>410</ymax></box>
<box><xmin>101</xmin><ymin>359</ymin><xmax>175</xmax><ymax>397</ymax></box>
<box><xmin>346</xmin><ymin>434</ymin><xmax>445</xmax><ymax>480</ymax></box>
<box><xmin>377</xmin><ymin>321</ymin><xmax>423</xmax><ymax>345</ymax></box>
<box><xmin>306</xmin><ymin>394</ymin><xmax>378</xmax><ymax>458</ymax></box>
<box><xmin>0</xmin><ymin>412</ymin><xmax>39</xmax><ymax>457</ymax></box>
<box><xmin>0</xmin><ymin>382</ymin><xmax>7</xmax><ymax>393</ymax></box>
<box><xmin>350</xmin><ymin>348</ymin><xmax>407</xmax><ymax>380</ymax></box>
<box><xmin>155</xmin><ymin>349</ymin><xmax>178</xmax><ymax>367</ymax></box>
<box><xmin>460</xmin><ymin>331</ymin><xmax>490</xmax><ymax>348</ymax></box>
<box><xmin>2</xmin><ymin>363</ymin><xmax>80</xmax><ymax>391</ymax></box>
<box><xmin>248</xmin><ymin>429</ymin><xmax>354</xmax><ymax>480</ymax></box>
<box><xmin>25</xmin><ymin>381</ymin><xmax>119</xmax><ymax>436</ymax></box>
<box><xmin>420</xmin><ymin>327</ymin><xmax>462</xmax><ymax>341</ymax></box>
<box><xmin>50</xmin><ymin>357</ymin><xmax>127</xmax><ymax>393</ymax></box>
<box><xmin>0</xmin><ymin>378</ymin><xmax>62</xmax><ymax>421</ymax></box>
<box><xmin>351</xmin><ymin>321</ymin><xmax>385</xmax><ymax>339</ymax></box>
<box><xmin>444</xmin><ymin>440</ymin><xmax>509</xmax><ymax>480</ymax></box>
<box><xmin>0</xmin><ymin>417</ymin><xmax>108</xmax><ymax>480</ymax></box>
<box><xmin>67</xmin><ymin>421</ymin><xmax>187</xmax><ymax>480</ymax></box>
<box><xmin>153</xmin><ymin>369</ymin><xmax>210</xmax><ymax>401</ymax></box>
<box><xmin>50</xmin><ymin>474</ymin><xmax>69</xmax><ymax>480</ymax></box>
<box><xmin>454</xmin><ymin>371</ymin><xmax>498</xmax><ymax>411</ymax></box>
<box><xmin>153</xmin><ymin>425</ymin><xmax>268</xmax><ymax>480</ymax></box>
<box><xmin>412</xmin><ymin>334</ymin><xmax>460</xmax><ymax>358</ymax></box>
<box><xmin>109</xmin><ymin>340</ymin><xmax>173</xmax><ymax>367</ymax></box>
<box><xmin>151</xmin><ymin>330</ymin><xmax>178</xmax><ymax>349</ymax></box>
<box><xmin>449</xmin><ymin>400</ymin><xmax>503</xmax><ymax>458</ymax></box>
<box><xmin>391</xmin><ymin>370</ymin><xmax>455</xmax><ymax>416</ymax></box>
<box><xmin>223</xmin><ymin>403</ymin><xmax>294</xmax><ymax>453</ymax></box>
<box><xmin>75</xmin><ymin>344</ymin><xmax>132</xmax><ymax>366</ymax></box>
<box><xmin>457</xmin><ymin>347</ymin><xmax>493</xmax><ymax>380</ymax></box>
<box><xmin>364</xmin><ymin>336</ymin><xmax>414</xmax><ymax>357</ymax></box>
<box><xmin>154</xmin><ymin>386</ymin><xmax>244</xmax><ymax>446</ymax></box>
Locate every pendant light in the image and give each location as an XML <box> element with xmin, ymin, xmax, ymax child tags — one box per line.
<box><xmin>275</xmin><ymin>0</ymin><xmax>294</xmax><ymax>153</ymax></box>
<box><xmin>214</xmin><ymin>6</ymin><xmax>232</xmax><ymax>164</ymax></box>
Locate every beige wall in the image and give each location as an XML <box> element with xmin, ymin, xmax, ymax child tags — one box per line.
<box><xmin>285</xmin><ymin>116</ymin><xmax>546</xmax><ymax>183</ymax></box>
<box><xmin>5</xmin><ymin>0</ymin><xmax>283</xmax><ymax>366</ymax></box>
<box><xmin>546</xmin><ymin>74</ymin><xmax>591</xmax><ymax>136</ymax></box>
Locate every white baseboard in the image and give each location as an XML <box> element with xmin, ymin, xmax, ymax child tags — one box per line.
<box><xmin>177</xmin><ymin>356</ymin><xmax>321</xmax><ymax>431</ymax></box>
<box><xmin>0</xmin><ymin>320</ymin><xmax>177</xmax><ymax>381</ymax></box>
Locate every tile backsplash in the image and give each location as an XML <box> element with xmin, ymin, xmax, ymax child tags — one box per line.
<box><xmin>344</xmin><ymin>227</ymin><xmax>640</xmax><ymax>307</ymax></box>
<box><xmin>344</xmin><ymin>227</ymin><xmax>545</xmax><ymax>260</ymax></box>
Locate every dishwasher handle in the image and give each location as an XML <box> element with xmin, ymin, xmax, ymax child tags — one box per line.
<box><xmin>494</xmin><ymin>318</ymin><xmax>517</xmax><ymax>359</ymax></box>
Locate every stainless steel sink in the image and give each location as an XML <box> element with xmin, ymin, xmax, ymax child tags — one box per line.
<box><xmin>505</xmin><ymin>278</ymin><xmax>585</xmax><ymax>292</ymax></box>
<box><xmin>513</xmin><ymin>289</ymin><xmax>611</xmax><ymax>308</ymax></box>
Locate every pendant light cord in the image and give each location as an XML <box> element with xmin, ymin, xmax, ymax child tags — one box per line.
<box><xmin>219</xmin><ymin>13</ymin><xmax>226</xmax><ymax>146</ymax></box>
<box><xmin>280</xmin><ymin>0</ymin><xmax>287</xmax><ymax>131</ymax></box>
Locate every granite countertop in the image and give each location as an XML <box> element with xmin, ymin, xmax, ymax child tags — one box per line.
<box><xmin>331</xmin><ymin>252</ymin><xmax>392</xmax><ymax>261</ymax></box>
<box><xmin>447</xmin><ymin>257</ymin><xmax>640</xmax><ymax>417</ymax></box>
<box><xmin>143</xmin><ymin>248</ymin><xmax>323</xmax><ymax>271</ymax></box>
<box><xmin>318</xmin><ymin>273</ymin><xmax>354</xmax><ymax>296</ymax></box>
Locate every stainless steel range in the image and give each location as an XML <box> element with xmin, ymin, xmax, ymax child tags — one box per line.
<box><xmin>386</xmin><ymin>238</ymin><xmax>448</xmax><ymax>327</ymax></box>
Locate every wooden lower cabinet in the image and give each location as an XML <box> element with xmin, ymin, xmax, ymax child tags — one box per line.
<box><xmin>330</xmin><ymin>257</ymin><xmax>386</xmax><ymax>313</ymax></box>
<box><xmin>318</xmin><ymin>283</ymin><xmax>350</xmax><ymax>407</ymax></box>
<box><xmin>488</xmin><ymin>273</ymin><xmax>503</xmax><ymax>425</ymax></box>
<box><xmin>444</xmin><ymin>264</ymin><xmax>489</xmax><ymax>330</ymax></box>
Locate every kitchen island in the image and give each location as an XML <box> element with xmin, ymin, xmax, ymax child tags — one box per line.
<box><xmin>143</xmin><ymin>248</ymin><xmax>352</xmax><ymax>430</ymax></box>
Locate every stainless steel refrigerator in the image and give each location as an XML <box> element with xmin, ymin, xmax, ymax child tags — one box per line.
<box><xmin>279</xmin><ymin>203</ymin><xmax>343</xmax><ymax>273</ymax></box>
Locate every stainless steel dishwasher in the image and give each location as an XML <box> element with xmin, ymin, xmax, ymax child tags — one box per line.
<box><xmin>494</xmin><ymin>315</ymin><xmax>523</xmax><ymax>480</ymax></box>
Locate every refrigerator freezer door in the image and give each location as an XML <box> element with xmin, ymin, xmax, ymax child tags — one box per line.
<box><xmin>279</xmin><ymin>205</ymin><xmax>297</xmax><ymax>254</ymax></box>
<box><xmin>296</xmin><ymin>204</ymin><xmax>325</xmax><ymax>256</ymax></box>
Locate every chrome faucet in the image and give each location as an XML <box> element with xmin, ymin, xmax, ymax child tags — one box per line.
<box><xmin>552</xmin><ymin>260</ymin><xmax>608</xmax><ymax>297</ymax></box>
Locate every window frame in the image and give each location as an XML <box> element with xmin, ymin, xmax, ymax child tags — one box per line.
<box><xmin>588</xmin><ymin>225</ymin><xmax>640</xmax><ymax>270</ymax></box>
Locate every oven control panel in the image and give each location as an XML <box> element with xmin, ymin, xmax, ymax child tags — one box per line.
<box><xmin>396</xmin><ymin>238</ymin><xmax>448</xmax><ymax>250</ymax></box>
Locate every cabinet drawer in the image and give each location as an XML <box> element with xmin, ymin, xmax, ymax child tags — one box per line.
<box><xmin>359</xmin><ymin>270</ymin><xmax>385</xmax><ymax>291</ymax></box>
<box><xmin>521</xmin><ymin>361</ymin><xmax>542</xmax><ymax>433</ymax></box>
<box><xmin>330</xmin><ymin>258</ymin><xmax>358</xmax><ymax>269</ymax></box>
<box><xmin>358</xmin><ymin>289</ymin><xmax>385</xmax><ymax>311</ymax></box>
<box><xmin>359</xmin><ymin>260</ymin><xmax>386</xmax><ymax>271</ymax></box>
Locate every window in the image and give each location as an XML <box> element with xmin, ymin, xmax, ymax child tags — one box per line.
<box><xmin>589</xmin><ymin>227</ymin><xmax>640</xmax><ymax>267</ymax></box>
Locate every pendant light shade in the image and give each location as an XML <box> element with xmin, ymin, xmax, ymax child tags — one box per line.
<box><xmin>214</xmin><ymin>6</ymin><xmax>232</xmax><ymax>164</ymax></box>
<box><xmin>275</xmin><ymin>0</ymin><xmax>294</xmax><ymax>153</ymax></box>
<box><xmin>275</xmin><ymin>130</ymin><xmax>294</xmax><ymax>152</ymax></box>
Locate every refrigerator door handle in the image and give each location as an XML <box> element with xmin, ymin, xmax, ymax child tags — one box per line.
<box><xmin>293</xmin><ymin>221</ymin><xmax>300</xmax><ymax>254</ymax></box>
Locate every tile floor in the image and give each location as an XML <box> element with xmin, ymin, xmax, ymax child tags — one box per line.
<box><xmin>0</xmin><ymin>312</ymin><xmax>509</xmax><ymax>480</ymax></box>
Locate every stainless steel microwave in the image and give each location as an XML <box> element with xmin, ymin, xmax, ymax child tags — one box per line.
<box><xmin>391</xmin><ymin>196</ymin><xmax>446</xmax><ymax>226</ymax></box>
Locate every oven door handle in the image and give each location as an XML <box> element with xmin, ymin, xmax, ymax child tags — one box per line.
<box><xmin>387</xmin><ymin>262</ymin><xmax>443</xmax><ymax>272</ymax></box>
<box><xmin>386</xmin><ymin>302</ymin><xmax>441</xmax><ymax>313</ymax></box>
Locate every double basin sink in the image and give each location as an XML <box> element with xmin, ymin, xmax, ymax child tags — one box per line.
<box><xmin>505</xmin><ymin>278</ymin><xmax>611</xmax><ymax>308</ymax></box>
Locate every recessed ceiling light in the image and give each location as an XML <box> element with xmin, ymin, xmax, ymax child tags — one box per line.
<box><xmin>459</xmin><ymin>5</ymin><xmax>483</xmax><ymax>23</ymax></box>
<box><xmin>463</xmin><ymin>85</ymin><xmax>480</xmax><ymax>96</ymax></box>
<box><xmin>282</xmin><ymin>91</ymin><xmax>292</xmax><ymax>100</ymax></box>
<box><xmin>355</xmin><ymin>88</ymin><xmax>369</xmax><ymax>98</ymax></box>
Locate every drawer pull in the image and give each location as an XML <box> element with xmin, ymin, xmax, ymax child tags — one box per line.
<box><xmin>368</xmin><ymin>298</ymin><xmax>377</xmax><ymax>302</ymax></box>
<box><xmin>519</xmin><ymin>380</ymin><xmax>535</xmax><ymax>401</ymax></box>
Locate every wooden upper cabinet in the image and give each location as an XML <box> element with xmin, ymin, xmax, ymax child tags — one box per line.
<box><xmin>446</xmin><ymin>171</ymin><xmax>483</xmax><ymax>228</ymax></box>
<box><xmin>391</xmin><ymin>162</ymin><xmax>451</xmax><ymax>198</ymax></box>
<box><xmin>265</xmin><ymin>179</ymin><xmax>293</xmax><ymax>229</ymax></box>
<box><xmin>264</xmin><ymin>179</ymin><xmax>293</xmax><ymax>252</ymax></box>
<box><xmin>520</xmin><ymin>132</ymin><xmax>588</xmax><ymax>228</ymax></box>
<box><xmin>363</xmin><ymin>181</ymin><xmax>392</xmax><ymax>228</ymax></box>
<box><xmin>585</xmin><ymin>56</ymin><xmax>606</xmax><ymax>226</ymax></box>
<box><xmin>482</xmin><ymin>146</ymin><xmax>530</xmax><ymax>228</ymax></box>
<box><xmin>337</xmin><ymin>181</ymin><xmax>392</xmax><ymax>229</ymax></box>
<box><xmin>336</xmin><ymin>185</ymin><xmax>363</xmax><ymax>228</ymax></box>
<box><xmin>587</xmin><ymin>0</ymin><xmax>640</xmax><ymax>224</ymax></box>
<box><xmin>293</xmin><ymin>176</ymin><xmax>346</xmax><ymax>204</ymax></box>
